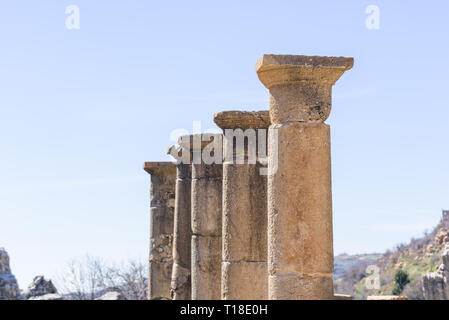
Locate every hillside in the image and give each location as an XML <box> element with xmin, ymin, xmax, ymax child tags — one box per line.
<box><xmin>335</xmin><ymin>210</ymin><xmax>449</xmax><ymax>299</ymax></box>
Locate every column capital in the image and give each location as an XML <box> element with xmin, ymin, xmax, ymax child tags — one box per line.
<box><xmin>256</xmin><ymin>54</ymin><xmax>353</xmax><ymax>88</ymax></box>
<box><xmin>213</xmin><ymin>110</ymin><xmax>271</xmax><ymax>130</ymax></box>
<box><xmin>178</xmin><ymin>133</ymin><xmax>222</xmax><ymax>152</ymax></box>
<box><xmin>255</xmin><ymin>54</ymin><xmax>353</xmax><ymax>123</ymax></box>
<box><xmin>143</xmin><ymin>161</ymin><xmax>176</xmax><ymax>176</ymax></box>
<box><xmin>167</xmin><ymin>145</ymin><xmax>184</xmax><ymax>163</ymax></box>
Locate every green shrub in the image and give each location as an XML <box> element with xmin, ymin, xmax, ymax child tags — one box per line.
<box><xmin>392</xmin><ymin>269</ymin><xmax>410</xmax><ymax>295</ymax></box>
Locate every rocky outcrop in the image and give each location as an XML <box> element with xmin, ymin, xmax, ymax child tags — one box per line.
<box><xmin>25</xmin><ymin>275</ymin><xmax>58</xmax><ymax>299</ymax></box>
<box><xmin>0</xmin><ymin>248</ymin><xmax>24</xmax><ymax>300</ymax></box>
<box><xmin>422</xmin><ymin>244</ymin><xmax>449</xmax><ymax>300</ymax></box>
<box><xmin>435</xmin><ymin>229</ymin><xmax>449</xmax><ymax>246</ymax></box>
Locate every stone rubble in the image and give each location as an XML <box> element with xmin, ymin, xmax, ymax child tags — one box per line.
<box><xmin>24</xmin><ymin>275</ymin><xmax>58</xmax><ymax>299</ymax></box>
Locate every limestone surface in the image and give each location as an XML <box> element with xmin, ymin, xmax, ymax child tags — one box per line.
<box><xmin>222</xmin><ymin>163</ymin><xmax>267</xmax><ymax>262</ymax></box>
<box><xmin>269</xmin><ymin>273</ymin><xmax>334</xmax><ymax>300</ymax></box>
<box><xmin>267</xmin><ymin>123</ymin><xmax>333</xmax><ymax>276</ymax></box>
<box><xmin>170</xmin><ymin>160</ymin><xmax>192</xmax><ymax>300</ymax></box>
<box><xmin>256</xmin><ymin>54</ymin><xmax>354</xmax><ymax>88</ymax></box>
<box><xmin>144</xmin><ymin>161</ymin><xmax>176</xmax><ymax>300</ymax></box>
<box><xmin>256</xmin><ymin>54</ymin><xmax>353</xmax><ymax>123</ymax></box>
<box><xmin>191</xmin><ymin>235</ymin><xmax>222</xmax><ymax>300</ymax></box>
<box><xmin>213</xmin><ymin>110</ymin><xmax>270</xmax><ymax>129</ymax></box>
<box><xmin>221</xmin><ymin>261</ymin><xmax>267</xmax><ymax>300</ymax></box>
<box><xmin>189</xmin><ymin>134</ymin><xmax>223</xmax><ymax>300</ymax></box>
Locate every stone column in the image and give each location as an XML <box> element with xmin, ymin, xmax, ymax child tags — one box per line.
<box><xmin>167</xmin><ymin>145</ymin><xmax>192</xmax><ymax>300</ymax></box>
<box><xmin>214</xmin><ymin>111</ymin><xmax>270</xmax><ymax>300</ymax></box>
<box><xmin>179</xmin><ymin>134</ymin><xmax>223</xmax><ymax>300</ymax></box>
<box><xmin>144</xmin><ymin>161</ymin><xmax>176</xmax><ymax>300</ymax></box>
<box><xmin>256</xmin><ymin>55</ymin><xmax>353</xmax><ymax>300</ymax></box>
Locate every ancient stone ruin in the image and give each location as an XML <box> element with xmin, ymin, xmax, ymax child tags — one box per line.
<box><xmin>144</xmin><ymin>162</ymin><xmax>176</xmax><ymax>300</ymax></box>
<box><xmin>0</xmin><ymin>248</ymin><xmax>23</xmax><ymax>300</ymax></box>
<box><xmin>144</xmin><ymin>54</ymin><xmax>354</xmax><ymax>300</ymax></box>
<box><xmin>24</xmin><ymin>275</ymin><xmax>59</xmax><ymax>300</ymax></box>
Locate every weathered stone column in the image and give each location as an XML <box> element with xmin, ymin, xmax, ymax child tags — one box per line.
<box><xmin>144</xmin><ymin>161</ymin><xmax>176</xmax><ymax>300</ymax></box>
<box><xmin>214</xmin><ymin>111</ymin><xmax>270</xmax><ymax>300</ymax></box>
<box><xmin>167</xmin><ymin>145</ymin><xmax>192</xmax><ymax>300</ymax></box>
<box><xmin>179</xmin><ymin>134</ymin><xmax>223</xmax><ymax>300</ymax></box>
<box><xmin>256</xmin><ymin>55</ymin><xmax>353</xmax><ymax>300</ymax></box>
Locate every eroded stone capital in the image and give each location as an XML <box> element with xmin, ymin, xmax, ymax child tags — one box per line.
<box><xmin>213</xmin><ymin>110</ymin><xmax>271</xmax><ymax>130</ymax></box>
<box><xmin>178</xmin><ymin>134</ymin><xmax>222</xmax><ymax>152</ymax></box>
<box><xmin>256</xmin><ymin>54</ymin><xmax>353</xmax><ymax>88</ymax></box>
<box><xmin>256</xmin><ymin>54</ymin><xmax>353</xmax><ymax>123</ymax></box>
<box><xmin>143</xmin><ymin>161</ymin><xmax>176</xmax><ymax>176</ymax></box>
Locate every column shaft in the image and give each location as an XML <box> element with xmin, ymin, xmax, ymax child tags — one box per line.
<box><xmin>191</xmin><ymin>162</ymin><xmax>222</xmax><ymax>300</ymax></box>
<box><xmin>144</xmin><ymin>162</ymin><xmax>176</xmax><ymax>300</ymax></box>
<box><xmin>184</xmin><ymin>134</ymin><xmax>223</xmax><ymax>300</ymax></box>
<box><xmin>215</xmin><ymin>111</ymin><xmax>270</xmax><ymax>300</ymax></box>
<box><xmin>268</xmin><ymin>123</ymin><xmax>333</xmax><ymax>299</ymax></box>
<box><xmin>222</xmin><ymin>162</ymin><xmax>267</xmax><ymax>299</ymax></box>
<box><xmin>171</xmin><ymin>163</ymin><xmax>192</xmax><ymax>300</ymax></box>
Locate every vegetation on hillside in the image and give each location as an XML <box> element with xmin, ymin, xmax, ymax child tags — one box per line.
<box><xmin>335</xmin><ymin>214</ymin><xmax>449</xmax><ymax>300</ymax></box>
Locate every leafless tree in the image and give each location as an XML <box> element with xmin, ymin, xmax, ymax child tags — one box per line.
<box><xmin>101</xmin><ymin>260</ymin><xmax>147</xmax><ymax>300</ymax></box>
<box><xmin>58</xmin><ymin>255</ymin><xmax>147</xmax><ymax>300</ymax></box>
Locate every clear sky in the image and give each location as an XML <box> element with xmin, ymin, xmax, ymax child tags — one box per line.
<box><xmin>0</xmin><ymin>1</ymin><xmax>448</xmax><ymax>288</ymax></box>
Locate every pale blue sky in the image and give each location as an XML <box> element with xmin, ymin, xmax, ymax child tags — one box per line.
<box><xmin>0</xmin><ymin>1</ymin><xmax>448</xmax><ymax>288</ymax></box>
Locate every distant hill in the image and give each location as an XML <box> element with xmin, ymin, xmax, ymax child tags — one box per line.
<box><xmin>334</xmin><ymin>253</ymin><xmax>382</xmax><ymax>279</ymax></box>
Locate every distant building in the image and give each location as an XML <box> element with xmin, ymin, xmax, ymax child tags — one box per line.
<box><xmin>441</xmin><ymin>210</ymin><xmax>449</xmax><ymax>229</ymax></box>
<box><xmin>443</xmin><ymin>210</ymin><xmax>449</xmax><ymax>221</ymax></box>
